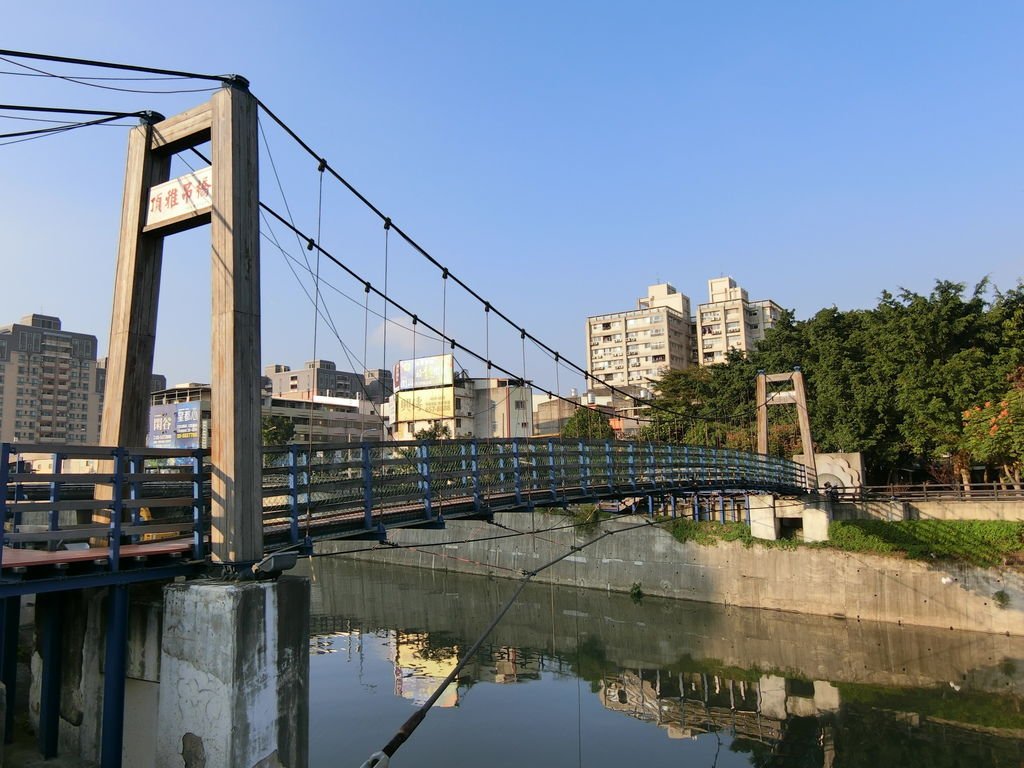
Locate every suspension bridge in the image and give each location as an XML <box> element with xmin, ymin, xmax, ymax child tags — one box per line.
<box><xmin>1</xmin><ymin>436</ymin><xmax>808</xmax><ymax>597</ymax></box>
<box><xmin>0</xmin><ymin>49</ymin><xmax>814</xmax><ymax>768</ymax></box>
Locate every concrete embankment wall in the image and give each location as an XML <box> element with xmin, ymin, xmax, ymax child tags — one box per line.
<box><xmin>318</xmin><ymin>513</ymin><xmax>1024</xmax><ymax>635</ymax></box>
<box><xmin>834</xmin><ymin>499</ymin><xmax>1024</xmax><ymax>522</ymax></box>
<box><xmin>306</xmin><ymin>557</ymin><xmax>1024</xmax><ymax>694</ymax></box>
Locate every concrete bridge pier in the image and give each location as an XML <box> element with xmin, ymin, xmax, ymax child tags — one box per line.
<box><xmin>24</xmin><ymin>577</ymin><xmax>309</xmax><ymax>768</ymax></box>
<box><xmin>748</xmin><ymin>495</ymin><xmax>830</xmax><ymax>542</ymax></box>
<box><xmin>155</xmin><ymin>577</ymin><xmax>309</xmax><ymax>768</ymax></box>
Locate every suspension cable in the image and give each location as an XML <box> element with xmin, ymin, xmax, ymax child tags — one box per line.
<box><xmin>0</xmin><ymin>48</ymin><xmax>238</xmax><ymax>84</ymax></box>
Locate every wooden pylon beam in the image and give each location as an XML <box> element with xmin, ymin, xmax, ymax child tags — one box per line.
<box><xmin>100</xmin><ymin>122</ymin><xmax>171</xmax><ymax>449</ymax></box>
<box><xmin>208</xmin><ymin>86</ymin><xmax>262</xmax><ymax>564</ymax></box>
<box><xmin>101</xmin><ymin>85</ymin><xmax>262</xmax><ymax>564</ymax></box>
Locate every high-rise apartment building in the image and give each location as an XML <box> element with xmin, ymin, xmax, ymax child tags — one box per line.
<box><xmin>0</xmin><ymin>314</ymin><xmax>101</xmax><ymax>444</ymax></box>
<box><xmin>696</xmin><ymin>277</ymin><xmax>782</xmax><ymax>365</ymax></box>
<box><xmin>585</xmin><ymin>284</ymin><xmax>694</xmax><ymax>389</ymax></box>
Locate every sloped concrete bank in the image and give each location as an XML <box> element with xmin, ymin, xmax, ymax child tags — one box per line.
<box><xmin>317</xmin><ymin>513</ymin><xmax>1024</xmax><ymax>635</ymax></box>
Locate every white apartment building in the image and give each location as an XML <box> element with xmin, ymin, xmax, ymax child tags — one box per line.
<box><xmin>0</xmin><ymin>314</ymin><xmax>101</xmax><ymax>444</ymax></box>
<box><xmin>585</xmin><ymin>284</ymin><xmax>694</xmax><ymax>389</ymax></box>
<box><xmin>696</xmin><ymin>277</ymin><xmax>782</xmax><ymax>365</ymax></box>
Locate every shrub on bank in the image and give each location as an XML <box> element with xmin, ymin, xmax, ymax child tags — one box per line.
<box><xmin>826</xmin><ymin>520</ymin><xmax>1024</xmax><ymax>567</ymax></box>
<box><xmin>668</xmin><ymin>519</ymin><xmax>798</xmax><ymax>550</ymax></box>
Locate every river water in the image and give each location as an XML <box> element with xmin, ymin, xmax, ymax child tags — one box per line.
<box><xmin>298</xmin><ymin>557</ymin><xmax>1024</xmax><ymax>767</ymax></box>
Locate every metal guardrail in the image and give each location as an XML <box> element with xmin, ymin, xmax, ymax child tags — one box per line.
<box><xmin>4</xmin><ymin>438</ymin><xmax>809</xmax><ymax>569</ymax></box>
<box><xmin>261</xmin><ymin>438</ymin><xmax>809</xmax><ymax>545</ymax></box>
<box><xmin>838</xmin><ymin>483</ymin><xmax>1024</xmax><ymax>503</ymax></box>
<box><xmin>1</xmin><ymin>443</ymin><xmax>205</xmax><ymax>574</ymax></box>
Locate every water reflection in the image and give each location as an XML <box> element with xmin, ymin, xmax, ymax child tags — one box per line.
<box><xmin>301</xmin><ymin>557</ymin><xmax>1024</xmax><ymax>767</ymax></box>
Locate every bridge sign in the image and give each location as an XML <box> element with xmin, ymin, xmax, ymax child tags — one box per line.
<box><xmin>144</xmin><ymin>165</ymin><xmax>213</xmax><ymax>232</ymax></box>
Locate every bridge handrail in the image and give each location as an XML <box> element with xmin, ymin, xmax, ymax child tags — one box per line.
<box><xmin>264</xmin><ymin>437</ymin><xmax>809</xmax><ymax>545</ymax></box>
<box><xmin>840</xmin><ymin>482</ymin><xmax>1024</xmax><ymax>502</ymax></box>
<box><xmin>2</xmin><ymin>444</ymin><xmax>206</xmax><ymax>572</ymax></box>
<box><xmin>4</xmin><ymin>438</ymin><xmax>808</xmax><ymax>569</ymax></box>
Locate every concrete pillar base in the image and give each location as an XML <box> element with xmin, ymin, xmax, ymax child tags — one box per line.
<box><xmin>748</xmin><ymin>495</ymin><xmax>779</xmax><ymax>540</ymax></box>
<box><xmin>803</xmin><ymin>507</ymin><xmax>830</xmax><ymax>543</ymax></box>
<box><xmin>156</xmin><ymin>577</ymin><xmax>309</xmax><ymax>768</ymax></box>
<box><xmin>758</xmin><ymin>674</ymin><xmax>787</xmax><ymax>719</ymax></box>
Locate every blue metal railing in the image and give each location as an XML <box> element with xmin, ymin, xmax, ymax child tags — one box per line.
<box><xmin>3</xmin><ymin>438</ymin><xmax>808</xmax><ymax>575</ymax></box>
<box><xmin>260</xmin><ymin>438</ymin><xmax>808</xmax><ymax>543</ymax></box>
<box><xmin>1</xmin><ymin>443</ymin><xmax>206</xmax><ymax>574</ymax></box>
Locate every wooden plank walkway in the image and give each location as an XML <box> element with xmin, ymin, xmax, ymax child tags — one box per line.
<box><xmin>1</xmin><ymin>538</ymin><xmax>192</xmax><ymax>570</ymax></box>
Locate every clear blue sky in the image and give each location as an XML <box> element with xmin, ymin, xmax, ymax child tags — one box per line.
<box><xmin>2</xmin><ymin>1</ymin><xmax>1021</xmax><ymax>393</ymax></box>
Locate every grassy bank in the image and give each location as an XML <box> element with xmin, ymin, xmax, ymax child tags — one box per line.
<box><xmin>666</xmin><ymin>518</ymin><xmax>1024</xmax><ymax>568</ymax></box>
<box><xmin>825</xmin><ymin>520</ymin><xmax>1024</xmax><ymax>568</ymax></box>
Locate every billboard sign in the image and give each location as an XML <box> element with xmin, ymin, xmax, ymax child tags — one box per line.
<box><xmin>396</xmin><ymin>387</ymin><xmax>454</xmax><ymax>423</ymax></box>
<box><xmin>393</xmin><ymin>354</ymin><xmax>453</xmax><ymax>391</ymax></box>
<box><xmin>148</xmin><ymin>402</ymin><xmax>203</xmax><ymax>450</ymax></box>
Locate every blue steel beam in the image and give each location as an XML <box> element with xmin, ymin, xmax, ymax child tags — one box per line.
<box><xmin>101</xmin><ymin>585</ymin><xmax>129</xmax><ymax>768</ymax></box>
<box><xmin>0</xmin><ymin>595</ymin><xmax>18</xmax><ymax>743</ymax></box>
<box><xmin>37</xmin><ymin>592</ymin><xmax>62</xmax><ymax>758</ymax></box>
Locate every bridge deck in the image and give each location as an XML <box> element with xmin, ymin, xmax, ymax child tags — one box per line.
<box><xmin>3</xmin><ymin>438</ymin><xmax>810</xmax><ymax>597</ymax></box>
<box><xmin>2</xmin><ymin>539</ymin><xmax>191</xmax><ymax>569</ymax></box>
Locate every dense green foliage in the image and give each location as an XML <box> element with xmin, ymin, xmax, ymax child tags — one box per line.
<box><xmin>668</xmin><ymin>519</ymin><xmax>798</xmax><ymax>550</ymax></box>
<box><xmin>561</xmin><ymin>406</ymin><xmax>615</xmax><ymax>439</ymax></box>
<box><xmin>642</xmin><ymin>279</ymin><xmax>1024</xmax><ymax>482</ymax></box>
<box><xmin>826</xmin><ymin>520</ymin><xmax>1024</xmax><ymax>567</ymax></box>
<box><xmin>414</xmin><ymin>423</ymin><xmax>452</xmax><ymax>441</ymax></box>
<box><xmin>261</xmin><ymin>415</ymin><xmax>295</xmax><ymax>446</ymax></box>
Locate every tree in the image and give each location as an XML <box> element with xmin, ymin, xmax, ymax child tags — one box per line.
<box><xmin>414</xmin><ymin>423</ymin><xmax>451</xmax><ymax>441</ymax></box>
<box><xmin>961</xmin><ymin>369</ymin><xmax>1024</xmax><ymax>487</ymax></box>
<box><xmin>561</xmin><ymin>407</ymin><xmax>615</xmax><ymax>440</ymax></box>
<box><xmin>261</xmin><ymin>415</ymin><xmax>295</xmax><ymax>446</ymax></box>
<box><xmin>637</xmin><ymin>277</ymin><xmax>1024</xmax><ymax>482</ymax></box>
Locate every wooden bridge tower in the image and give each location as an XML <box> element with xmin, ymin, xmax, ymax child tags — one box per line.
<box><xmin>755</xmin><ymin>369</ymin><xmax>818</xmax><ymax>482</ymax></box>
<box><xmin>100</xmin><ymin>81</ymin><xmax>262</xmax><ymax>565</ymax></box>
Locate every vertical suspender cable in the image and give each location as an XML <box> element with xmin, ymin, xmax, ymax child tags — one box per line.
<box><xmin>381</xmin><ymin>221</ymin><xmax>391</xmax><ymax>441</ymax></box>
<box><xmin>440</xmin><ymin>269</ymin><xmax>448</xmax><ymax>358</ymax></box>
<box><xmin>306</xmin><ymin>160</ymin><xmax>326</xmax><ymax>537</ymax></box>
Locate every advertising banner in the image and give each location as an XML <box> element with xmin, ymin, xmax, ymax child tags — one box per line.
<box><xmin>148</xmin><ymin>402</ymin><xmax>203</xmax><ymax>450</ymax></box>
<box><xmin>396</xmin><ymin>387</ymin><xmax>454</xmax><ymax>423</ymax></box>
<box><xmin>393</xmin><ymin>354</ymin><xmax>453</xmax><ymax>391</ymax></box>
